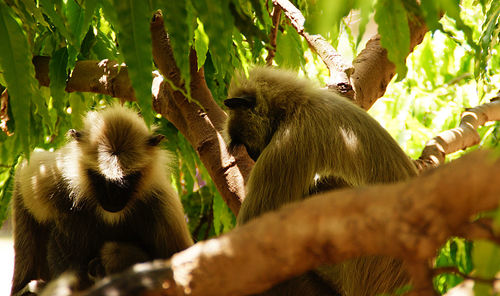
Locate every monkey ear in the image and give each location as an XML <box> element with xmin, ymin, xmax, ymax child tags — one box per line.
<box><xmin>68</xmin><ymin>129</ymin><xmax>83</xmax><ymax>141</ymax></box>
<box><xmin>224</xmin><ymin>96</ymin><xmax>256</xmax><ymax>109</ymax></box>
<box><xmin>147</xmin><ymin>134</ymin><xmax>165</xmax><ymax>146</ymax></box>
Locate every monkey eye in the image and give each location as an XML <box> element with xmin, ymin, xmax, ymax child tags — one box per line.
<box><xmin>68</xmin><ymin>129</ymin><xmax>83</xmax><ymax>141</ymax></box>
<box><xmin>147</xmin><ymin>134</ymin><xmax>165</xmax><ymax>146</ymax></box>
<box><xmin>224</xmin><ymin>96</ymin><xmax>256</xmax><ymax>109</ymax></box>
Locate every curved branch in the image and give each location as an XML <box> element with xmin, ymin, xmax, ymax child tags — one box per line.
<box><xmin>76</xmin><ymin>150</ymin><xmax>500</xmax><ymax>296</ymax></box>
<box><xmin>32</xmin><ymin>56</ymin><xmax>135</xmax><ymax>100</ymax></box>
<box><xmin>350</xmin><ymin>14</ymin><xmax>428</xmax><ymax>109</ymax></box>
<box><xmin>274</xmin><ymin>0</ymin><xmax>429</xmax><ymax>110</ymax></box>
<box><xmin>273</xmin><ymin>0</ymin><xmax>355</xmax><ymax>99</ymax></box>
<box><xmin>150</xmin><ymin>11</ymin><xmax>252</xmax><ymax>215</ymax></box>
<box><xmin>416</xmin><ymin>95</ymin><xmax>500</xmax><ymax>171</ymax></box>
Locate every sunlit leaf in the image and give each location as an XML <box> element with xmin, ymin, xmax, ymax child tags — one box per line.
<box><xmin>275</xmin><ymin>25</ymin><xmax>305</xmax><ymax>70</ymax></box>
<box><xmin>49</xmin><ymin>47</ymin><xmax>69</xmax><ymax>116</ymax></box>
<box><xmin>0</xmin><ymin>2</ymin><xmax>37</xmax><ymax>157</ymax></box>
<box><xmin>158</xmin><ymin>0</ymin><xmax>193</xmax><ymax>89</ymax></box>
<box><xmin>194</xmin><ymin>19</ymin><xmax>209</xmax><ymax>69</ymax></box>
<box><xmin>39</xmin><ymin>0</ymin><xmax>71</xmax><ymax>42</ymax></box>
<box><xmin>110</xmin><ymin>0</ymin><xmax>154</xmax><ymax>125</ymax></box>
<box><xmin>192</xmin><ymin>0</ymin><xmax>233</xmax><ymax>77</ymax></box>
<box><xmin>374</xmin><ymin>0</ymin><xmax>410</xmax><ymax>80</ymax></box>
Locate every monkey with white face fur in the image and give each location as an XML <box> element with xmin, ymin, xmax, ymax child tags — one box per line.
<box><xmin>225</xmin><ymin>67</ymin><xmax>417</xmax><ymax>296</ymax></box>
<box><xmin>11</xmin><ymin>105</ymin><xmax>193</xmax><ymax>295</ymax></box>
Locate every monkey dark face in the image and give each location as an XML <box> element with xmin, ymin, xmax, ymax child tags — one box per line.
<box><xmin>87</xmin><ymin>169</ymin><xmax>142</xmax><ymax>212</ymax></box>
<box><xmin>224</xmin><ymin>96</ymin><xmax>271</xmax><ymax>161</ymax></box>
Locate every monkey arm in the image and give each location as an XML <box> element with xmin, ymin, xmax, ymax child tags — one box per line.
<box><xmin>135</xmin><ymin>189</ymin><xmax>194</xmax><ymax>259</ymax></box>
<box><xmin>11</xmin><ymin>189</ymin><xmax>50</xmax><ymax>295</ymax></box>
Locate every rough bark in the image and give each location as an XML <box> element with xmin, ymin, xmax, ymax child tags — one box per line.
<box><xmin>150</xmin><ymin>12</ymin><xmax>253</xmax><ymax>215</ymax></box>
<box><xmin>75</xmin><ymin>150</ymin><xmax>500</xmax><ymax>296</ymax></box>
<box><xmin>349</xmin><ymin>12</ymin><xmax>428</xmax><ymax>109</ymax></box>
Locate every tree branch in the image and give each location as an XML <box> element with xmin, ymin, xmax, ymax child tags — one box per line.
<box><xmin>416</xmin><ymin>94</ymin><xmax>500</xmax><ymax>171</ymax></box>
<box><xmin>274</xmin><ymin>0</ymin><xmax>429</xmax><ymax>109</ymax></box>
<box><xmin>75</xmin><ymin>150</ymin><xmax>500</xmax><ymax>296</ymax></box>
<box><xmin>32</xmin><ymin>56</ymin><xmax>136</xmax><ymax>100</ymax></box>
<box><xmin>149</xmin><ymin>11</ymin><xmax>252</xmax><ymax>215</ymax></box>
<box><xmin>273</xmin><ymin>0</ymin><xmax>355</xmax><ymax>99</ymax></box>
<box><xmin>265</xmin><ymin>5</ymin><xmax>282</xmax><ymax>66</ymax></box>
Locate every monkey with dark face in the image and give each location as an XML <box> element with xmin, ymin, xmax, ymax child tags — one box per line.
<box><xmin>224</xmin><ymin>67</ymin><xmax>417</xmax><ymax>296</ymax></box>
<box><xmin>11</xmin><ymin>105</ymin><xmax>193</xmax><ymax>295</ymax></box>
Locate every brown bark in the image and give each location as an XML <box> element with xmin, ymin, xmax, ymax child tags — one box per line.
<box><xmin>150</xmin><ymin>12</ymin><xmax>253</xmax><ymax>215</ymax></box>
<box><xmin>78</xmin><ymin>150</ymin><xmax>500</xmax><ymax>296</ymax></box>
<box><xmin>265</xmin><ymin>5</ymin><xmax>282</xmax><ymax>66</ymax></box>
<box><xmin>273</xmin><ymin>0</ymin><xmax>355</xmax><ymax>99</ymax></box>
<box><xmin>274</xmin><ymin>0</ymin><xmax>429</xmax><ymax>110</ymax></box>
<box><xmin>32</xmin><ymin>56</ymin><xmax>136</xmax><ymax>100</ymax></box>
<box><xmin>352</xmin><ymin>16</ymin><xmax>428</xmax><ymax>110</ymax></box>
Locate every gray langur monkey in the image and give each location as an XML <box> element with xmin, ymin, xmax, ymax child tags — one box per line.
<box><xmin>11</xmin><ymin>105</ymin><xmax>193</xmax><ymax>296</ymax></box>
<box><xmin>224</xmin><ymin>67</ymin><xmax>417</xmax><ymax>296</ymax></box>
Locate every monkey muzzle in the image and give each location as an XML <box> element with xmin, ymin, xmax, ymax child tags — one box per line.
<box><xmin>87</xmin><ymin>169</ymin><xmax>142</xmax><ymax>213</ymax></box>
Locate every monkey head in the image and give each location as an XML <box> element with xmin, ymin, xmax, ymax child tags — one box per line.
<box><xmin>68</xmin><ymin>105</ymin><xmax>164</xmax><ymax>213</ymax></box>
<box><xmin>224</xmin><ymin>67</ymin><xmax>313</xmax><ymax>161</ymax></box>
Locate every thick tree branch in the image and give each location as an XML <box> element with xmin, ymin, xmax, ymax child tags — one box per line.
<box><xmin>150</xmin><ymin>11</ymin><xmax>252</xmax><ymax>215</ymax></box>
<box><xmin>352</xmin><ymin>16</ymin><xmax>428</xmax><ymax>110</ymax></box>
<box><xmin>74</xmin><ymin>150</ymin><xmax>500</xmax><ymax>296</ymax></box>
<box><xmin>32</xmin><ymin>56</ymin><xmax>135</xmax><ymax>100</ymax></box>
<box><xmin>416</xmin><ymin>94</ymin><xmax>500</xmax><ymax>171</ymax></box>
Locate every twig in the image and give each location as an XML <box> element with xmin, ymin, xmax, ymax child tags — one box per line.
<box><xmin>272</xmin><ymin>0</ymin><xmax>355</xmax><ymax>98</ymax></box>
<box><xmin>265</xmin><ymin>6</ymin><xmax>282</xmax><ymax>66</ymax></box>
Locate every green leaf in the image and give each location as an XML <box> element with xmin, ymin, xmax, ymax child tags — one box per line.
<box><xmin>356</xmin><ymin>1</ymin><xmax>374</xmax><ymax>49</ymax></box>
<box><xmin>39</xmin><ymin>0</ymin><xmax>71</xmax><ymax>42</ymax></box>
<box><xmin>212</xmin><ymin>191</ymin><xmax>235</xmax><ymax>235</ymax></box>
<box><xmin>194</xmin><ymin>19</ymin><xmax>209</xmax><ymax>70</ymax></box>
<box><xmin>0</xmin><ymin>2</ymin><xmax>36</xmax><ymax>157</ymax></box>
<box><xmin>419</xmin><ymin>38</ymin><xmax>436</xmax><ymax>87</ymax></box>
<box><xmin>478</xmin><ymin>1</ymin><xmax>500</xmax><ymax>77</ymax></box>
<box><xmin>49</xmin><ymin>47</ymin><xmax>69</xmax><ymax>116</ymax></box>
<box><xmin>192</xmin><ymin>0</ymin><xmax>233</xmax><ymax>77</ymax></box>
<box><xmin>111</xmin><ymin>0</ymin><xmax>154</xmax><ymax>126</ymax></box>
<box><xmin>374</xmin><ymin>0</ymin><xmax>410</xmax><ymax>80</ymax></box>
<box><xmin>92</xmin><ymin>30</ymin><xmax>120</xmax><ymax>61</ymax></box>
<box><xmin>473</xmin><ymin>240</ymin><xmax>500</xmax><ymax>277</ymax></box>
<box><xmin>0</xmin><ymin>158</ymin><xmax>19</xmax><ymax>226</ymax></box>
<box><xmin>20</xmin><ymin>0</ymin><xmax>50</xmax><ymax>27</ymax></box>
<box><xmin>159</xmin><ymin>0</ymin><xmax>193</xmax><ymax>90</ymax></box>
<box><xmin>420</xmin><ymin>0</ymin><xmax>442</xmax><ymax>31</ymax></box>
<box><xmin>69</xmin><ymin>92</ymin><xmax>85</xmax><ymax>128</ymax></box>
<box><xmin>275</xmin><ymin>24</ymin><xmax>305</xmax><ymax>70</ymax></box>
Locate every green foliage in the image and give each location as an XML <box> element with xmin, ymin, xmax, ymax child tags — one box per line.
<box><xmin>107</xmin><ymin>0</ymin><xmax>154</xmax><ymax>126</ymax></box>
<box><xmin>374</xmin><ymin>0</ymin><xmax>410</xmax><ymax>80</ymax></box>
<box><xmin>275</xmin><ymin>24</ymin><xmax>306</xmax><ymax>70</ymax></box>
<box><xmin>0</xmin><ymin>2</ymin><xmax>37</xmax><ymax>157</ymax></box>
<box><xmin>0</xmin><ymin>2</ymin><xmax>500</xmax><ymax>293</ymax></box>
<box><xmin>158</xmin><ymin>0</ymin><xmax>194</xmax><ymax>90</ymax></box>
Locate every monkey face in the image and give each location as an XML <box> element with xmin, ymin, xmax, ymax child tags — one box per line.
<box><xmin>87</xmin><ymin>169</ymin><xmax>142</xmax><ymax>213</ymax></box>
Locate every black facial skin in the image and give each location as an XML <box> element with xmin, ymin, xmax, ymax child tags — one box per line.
<box><xmin>87</xmin><ymin>169</ymin><xmax>142</xmax><ymax>213</ymax></box>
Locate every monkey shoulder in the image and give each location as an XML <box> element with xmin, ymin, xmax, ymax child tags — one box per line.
<box><xmin>15</xmin><ymin>150</ymin><xmax>66</xmax><ymax>223</ymax></box>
